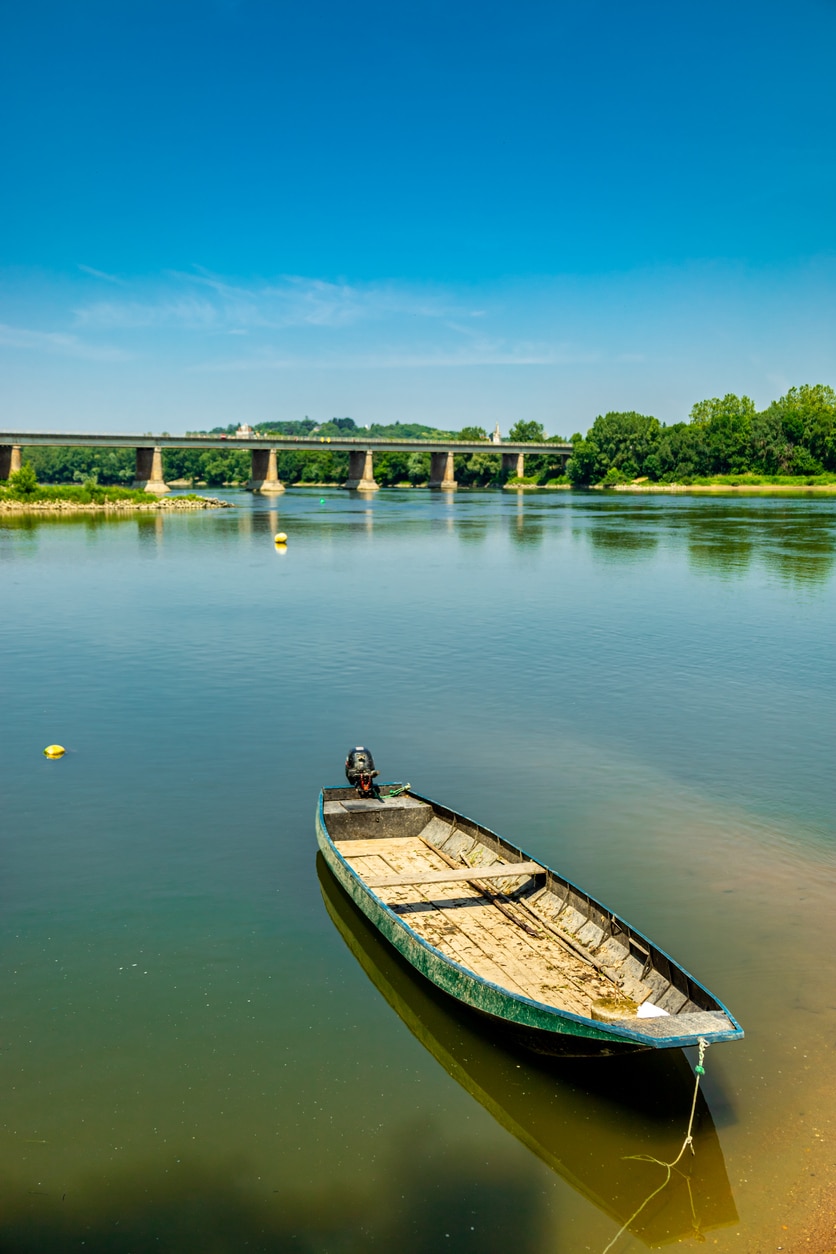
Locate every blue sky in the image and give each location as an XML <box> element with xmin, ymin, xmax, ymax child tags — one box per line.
<box><xmin>2</xmin><ymin>0</ymin><xmax>835</xmax><ymax>434</ymax></box>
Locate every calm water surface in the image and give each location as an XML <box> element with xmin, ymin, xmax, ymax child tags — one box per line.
<box><xmin>1</xmin><ymin>490</ymin><xmax>835</xmax><ymax>1253</ymax></box>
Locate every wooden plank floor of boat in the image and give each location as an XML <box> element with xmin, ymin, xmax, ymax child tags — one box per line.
<box><xmin>334</xmin><ymin>835</ymin><xmax>619</xmax><ymax>1017</ymax></box>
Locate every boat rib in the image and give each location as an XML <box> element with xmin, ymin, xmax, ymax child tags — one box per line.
<box><xmin>334</xmin><ymin>835</ymin><xmax>626</xmax><ymax>1017</ymax></box>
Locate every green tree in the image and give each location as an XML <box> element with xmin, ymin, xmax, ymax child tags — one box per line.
<box><xmin>689</xmin><ymin>394</ymin><xmax>755</xmax><ymax>474</ymax></box>
<box><xmin>201</xmin><ymin>452</ymin><xmax>231</xmax><ymax>486</ymax></box>
<box><xmin>760</xmin><ymin>384</ymin><xmax>836</xmax><ymax>472</ymax></box>
<box><xmin>276</xmin><ymin>451</ymin><xmax>305</xmax><ymax>483</ymax></box>
<box><xmin>296</xmin><ymin>452</ymin><xmax>347</xmax><ymax>482</ymax></box>
<box><xmin>508</xmin><ymin>420</ymin><xmax>545</xmax><ymax>443</ymax></box>
<box><xmin>374</xmin><ymin>452</ymin><xmax>411</xmax><ymax>485</ymax></box>
<box><xmin>25</xmin><ymin>445</ymin><xmax>134</xmax><ymax>484</ymax></box>
<box><xmin>650</xmin><ymin>422</ymin><xmax>708</xmax><ymax>481</ymax></box>
<box><xmin>367</xmin><ymin>421</ymin><xmax>454</xmax><ymax>439</ymax></box>
<box><xmin>527</xmin><ymin>436</ymin><xmax>570</xmax><ymax>482</ymax></box>
<box><xmin>457</xmin><ymin>425</ymin><xmax>488</xmax><ymax>441</ymax></box>
<box><xmin>162</xmin><ymin>447</ymin><xmax>205</xmax><ymax>482</ymax></box>
<box><xmin>407</xmin><ymin>452</ymin><xmax>431</xmax><ymax>484</ymax></box>
<box><xmin>565</xmin><ymin>439</ymin><xmax>602</xmax><ymax>485</ymax></box>
<box><xmin>564</xmin><ymin>413</ymin><xmax>660</xmax><ymax>484</ymax></box>
<box><xmin>9</xmin><ymin>463</ymin><xmax>39</xmax><ymax>496</ymax></box>
<box><xmin>596</xmin><ymin>411</ymin><xmax>659</xmax><ymax>477</ymax></box>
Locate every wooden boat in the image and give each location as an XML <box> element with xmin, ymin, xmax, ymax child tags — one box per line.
<box><xmin>318</xmin><ymin>854</ymin><xmax>739</xmax><ymax>1245</ymax></box>
<box><xmin>316</xmin><ymin>780</ymin><xmax>743</xmax><ymax>1055</ymax></box>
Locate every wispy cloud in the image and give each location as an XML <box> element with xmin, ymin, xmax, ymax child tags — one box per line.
<box><xmin>73</xmin><ymin>297</ymin><xmax>221</xmax><ymax>330</ymax></box>
<box><xmin>0</xmin><ymin>323</ymin><xmax>132</xmax><ymax>361</ymax></box>
<box><xmin>6</xmin><ymin>265</ymin><xmax>671</xmax><ymax>377</ymax></box>
<box><xmin>0</xmin><ymin>258</ymin><xmax>831</xmax><ymax>430</ymax></box>
<box><xmin>68</xmin><ymin>268</ymin><xmax>590</xmax><ymax>370</ymax></box>
<box><xmin>73</xmin><ymin>270</ymin><xmax>470</xmax><ymax>333</ymax></box>
<box><xmin>190</xmin><ymin>341</ymin><xmax>600</xmax><ymax>372</ymax></box>
<box><xmin>77</xmin><ymin>264</ymin><xmax>126</xmax><ymax>284</ymax></box>
<box><xmin>8</xmin><ymin>269</ymin><xmax>560</xmax><ymax>372</ymax></box>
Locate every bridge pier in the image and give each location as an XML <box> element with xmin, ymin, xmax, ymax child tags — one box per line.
<box><xmin>133</xmin><ymin>446</ymin><xmax>169</xmax><ymax>494</ymax></box>
<box><xmin>502</xmin><ymin>452</ymin><xmax>525</xmax><ymax>481</ymax></box>
<box><xmin>0</xmin><ymin>444</ymin><xmax>22</xmax><ymax>480</ymax></box>
<box><xmin>344</xmin><ymin>450</ymin><xmax>379</xmax><ymax>491</ymax></box>
<box><xmin>247</xmin><ymin>448</ymin><xmax>285</xmax><ymax>493</ymax></box>
<box><xmin>429</xmin><ymin>451</ymin><xmax>457</xmax><ymax>490</ymax></box>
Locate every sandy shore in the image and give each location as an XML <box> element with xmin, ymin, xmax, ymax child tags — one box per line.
<box><xmin>612</xmin><ymin>482</ymin><xmax>836</xmax><ymax>494</ymax></box>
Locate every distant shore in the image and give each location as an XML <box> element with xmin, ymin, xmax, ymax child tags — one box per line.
<box><xmin>500</xmin><ymin>480</ymin><xmax>836</xmax><ymax>494</ymax></box>
<box><xmin>611</xmin><ymin>482</ymin><xmax>836</xmax><ymax>494</ymax></box>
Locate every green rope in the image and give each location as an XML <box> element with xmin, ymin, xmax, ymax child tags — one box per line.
<box><xmin>386</xmin><ymin>783</ymin><xmax>411</xmax><ymax>797</ymax></box>
<box><xmin>600</xmin><ymin>1038</ymin><xmax>709</xmax><ymax>1254</ymax></box>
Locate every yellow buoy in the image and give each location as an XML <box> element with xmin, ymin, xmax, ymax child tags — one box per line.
<box><xmin>274</xmin><ymin>532</ymin><xmax>287</xmax><ymax>544</ymax></box>
<box><xmin>44</xmin><ymin>744</ymin><xmax>65</xmax><ymax>758</ymax></box>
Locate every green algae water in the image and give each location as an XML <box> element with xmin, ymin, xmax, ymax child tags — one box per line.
<box><xmin>1</xmin><ymin>490</ymin><xmax>835</xmax><ymax>1253</ymax></box>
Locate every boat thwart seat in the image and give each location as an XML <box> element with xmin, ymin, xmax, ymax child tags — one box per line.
<box><xmin>323</xmin><ymin>794</ymin><xmax>433</xmax><ymax>840</ymax></box>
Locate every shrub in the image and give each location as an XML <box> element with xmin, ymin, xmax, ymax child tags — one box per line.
<box><xmin>9</xmin><ymin>463</ymin><xmax>38</xmax><ymax>497</ymax></box>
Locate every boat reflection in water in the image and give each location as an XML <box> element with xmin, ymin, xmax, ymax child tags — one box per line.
<box><xmin>318</xmin><ymin>855</ymin><xmax>738</xmax><ymax>1248</ymax></box>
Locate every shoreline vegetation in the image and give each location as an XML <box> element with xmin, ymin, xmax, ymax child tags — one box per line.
<box><xmin>612</xmin><ymin>477</ymin><xmax>836</xmax><ymax>493</ymax></box>
<box><xmin>0</xmin><ymin>468</ymin><xmax>231</xmax><ymax>512</ymax></box>
<box><xmin>505</xmin><ymin>474</ymin><xmax>836</xmax><ymax>493</ymax></box>
<box><xmin>562</xmin><ymin>385</ymin><xmax>836</xmax><ymax>489</ymax></box>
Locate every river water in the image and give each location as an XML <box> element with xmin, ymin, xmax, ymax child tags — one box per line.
<box><xmin>1</xmin><ymin>489</ymin><xmax>835</xmax><ymax>1253</ymax></box>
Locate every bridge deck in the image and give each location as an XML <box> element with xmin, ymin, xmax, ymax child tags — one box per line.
<box><xmin>0</xmin><ymin>431</ymin><xmax>571</xmax><ymax>455</ymax></box>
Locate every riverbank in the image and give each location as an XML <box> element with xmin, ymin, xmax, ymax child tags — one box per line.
<box><xmin>612</xmin><ymin>482</ymin><xmax>836</xmax><ymax>494</ymax></box>
<box><xmin>502</xmin><ymin>481</ymin><xmax>571</xmax><ymax>490</ymax></box>
<box><xmin>0</xmin><ymin>495</ymin><xmax>233</xmax><ymax>513</ymax></box>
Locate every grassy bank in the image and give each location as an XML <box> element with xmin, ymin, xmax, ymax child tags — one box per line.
<box><xmin>2</xmin><ymin>482</ymin><xmax>153</xmax><ymax>505</ymax></box>
<box><xmin>0</xmin><ymin>472</ymin><xmax>231</xmax><ymax>512</ymax></box>
<box><xmin>504</xmin><ymin>476</ymin><xmax>571</xmax><ymax>489</ymax></box>
<box><xmin>0</xmin><ymin>496</ymin><xmax>233</xmax><ymax>512</ymax></box>
<box><xmin>611</xmin><ymin>472</ymin><xmax>836</xmax><ymax>493</ymax></box>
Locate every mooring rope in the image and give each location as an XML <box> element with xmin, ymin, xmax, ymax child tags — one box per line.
<box><xmin>600</xmin><ymin>1037</ymin><xmax>709</xmax><ymax>1254</ymax></box>
<box><xmin>386</xmin><ymin>782</ymin><xmax>412</xmax><ymax>797</ymax></box>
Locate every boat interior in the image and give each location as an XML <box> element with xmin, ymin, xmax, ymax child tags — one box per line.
<box><xmin>322</xmin><ymin>787</ymin><xmax>737</xmax><ymax>1041</ymax></box>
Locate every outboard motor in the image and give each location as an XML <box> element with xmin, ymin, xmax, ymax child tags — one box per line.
<box><xmin>345</xmin><ymin>746</ymin><xmax>380</xmax><ymax>799</ymax></box>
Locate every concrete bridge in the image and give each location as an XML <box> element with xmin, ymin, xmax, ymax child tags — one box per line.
<box><xmin>0</xmin><ymin>431</ymin><xmax>572</xmax><ymax>493</ymax></box>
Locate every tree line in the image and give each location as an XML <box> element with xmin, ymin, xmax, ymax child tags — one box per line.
<box><xmin>565</xmin><ymin>385</ymin><xmax>836</xmax><ymax>485</ymax></box>
<box><xmin>10</xmin><ymin>385</ymin><xmax>836</xmax><ymax>487</ymax></box>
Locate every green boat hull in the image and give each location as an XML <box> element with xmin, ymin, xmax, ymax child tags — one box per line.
<box><xmin>318</xmin><ymin>798</ymin><xmax>635</xmax><ymax>1053</ymax></box>
<box><xmin>317</xmin><ymin>786</ymin><xmax>743</xmax><ymax>1054</ymax></box>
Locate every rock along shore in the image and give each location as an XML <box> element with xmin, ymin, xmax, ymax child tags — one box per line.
<box><xmin>0</xmin><ymin>496</ymin><xmax>234</xmax><ymax>513</ymax></box>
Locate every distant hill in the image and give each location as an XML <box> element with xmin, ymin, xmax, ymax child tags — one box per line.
<box><xmin>194</xmin><ymin>419</ymin><xmax>461</xmax><ymax>440</ymax></box>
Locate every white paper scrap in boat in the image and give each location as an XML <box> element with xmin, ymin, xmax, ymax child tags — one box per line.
<box><xmin>637</xmin><ymin>1002</ymin><xmax>670</xmax><ymax>1018</ymax></box>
